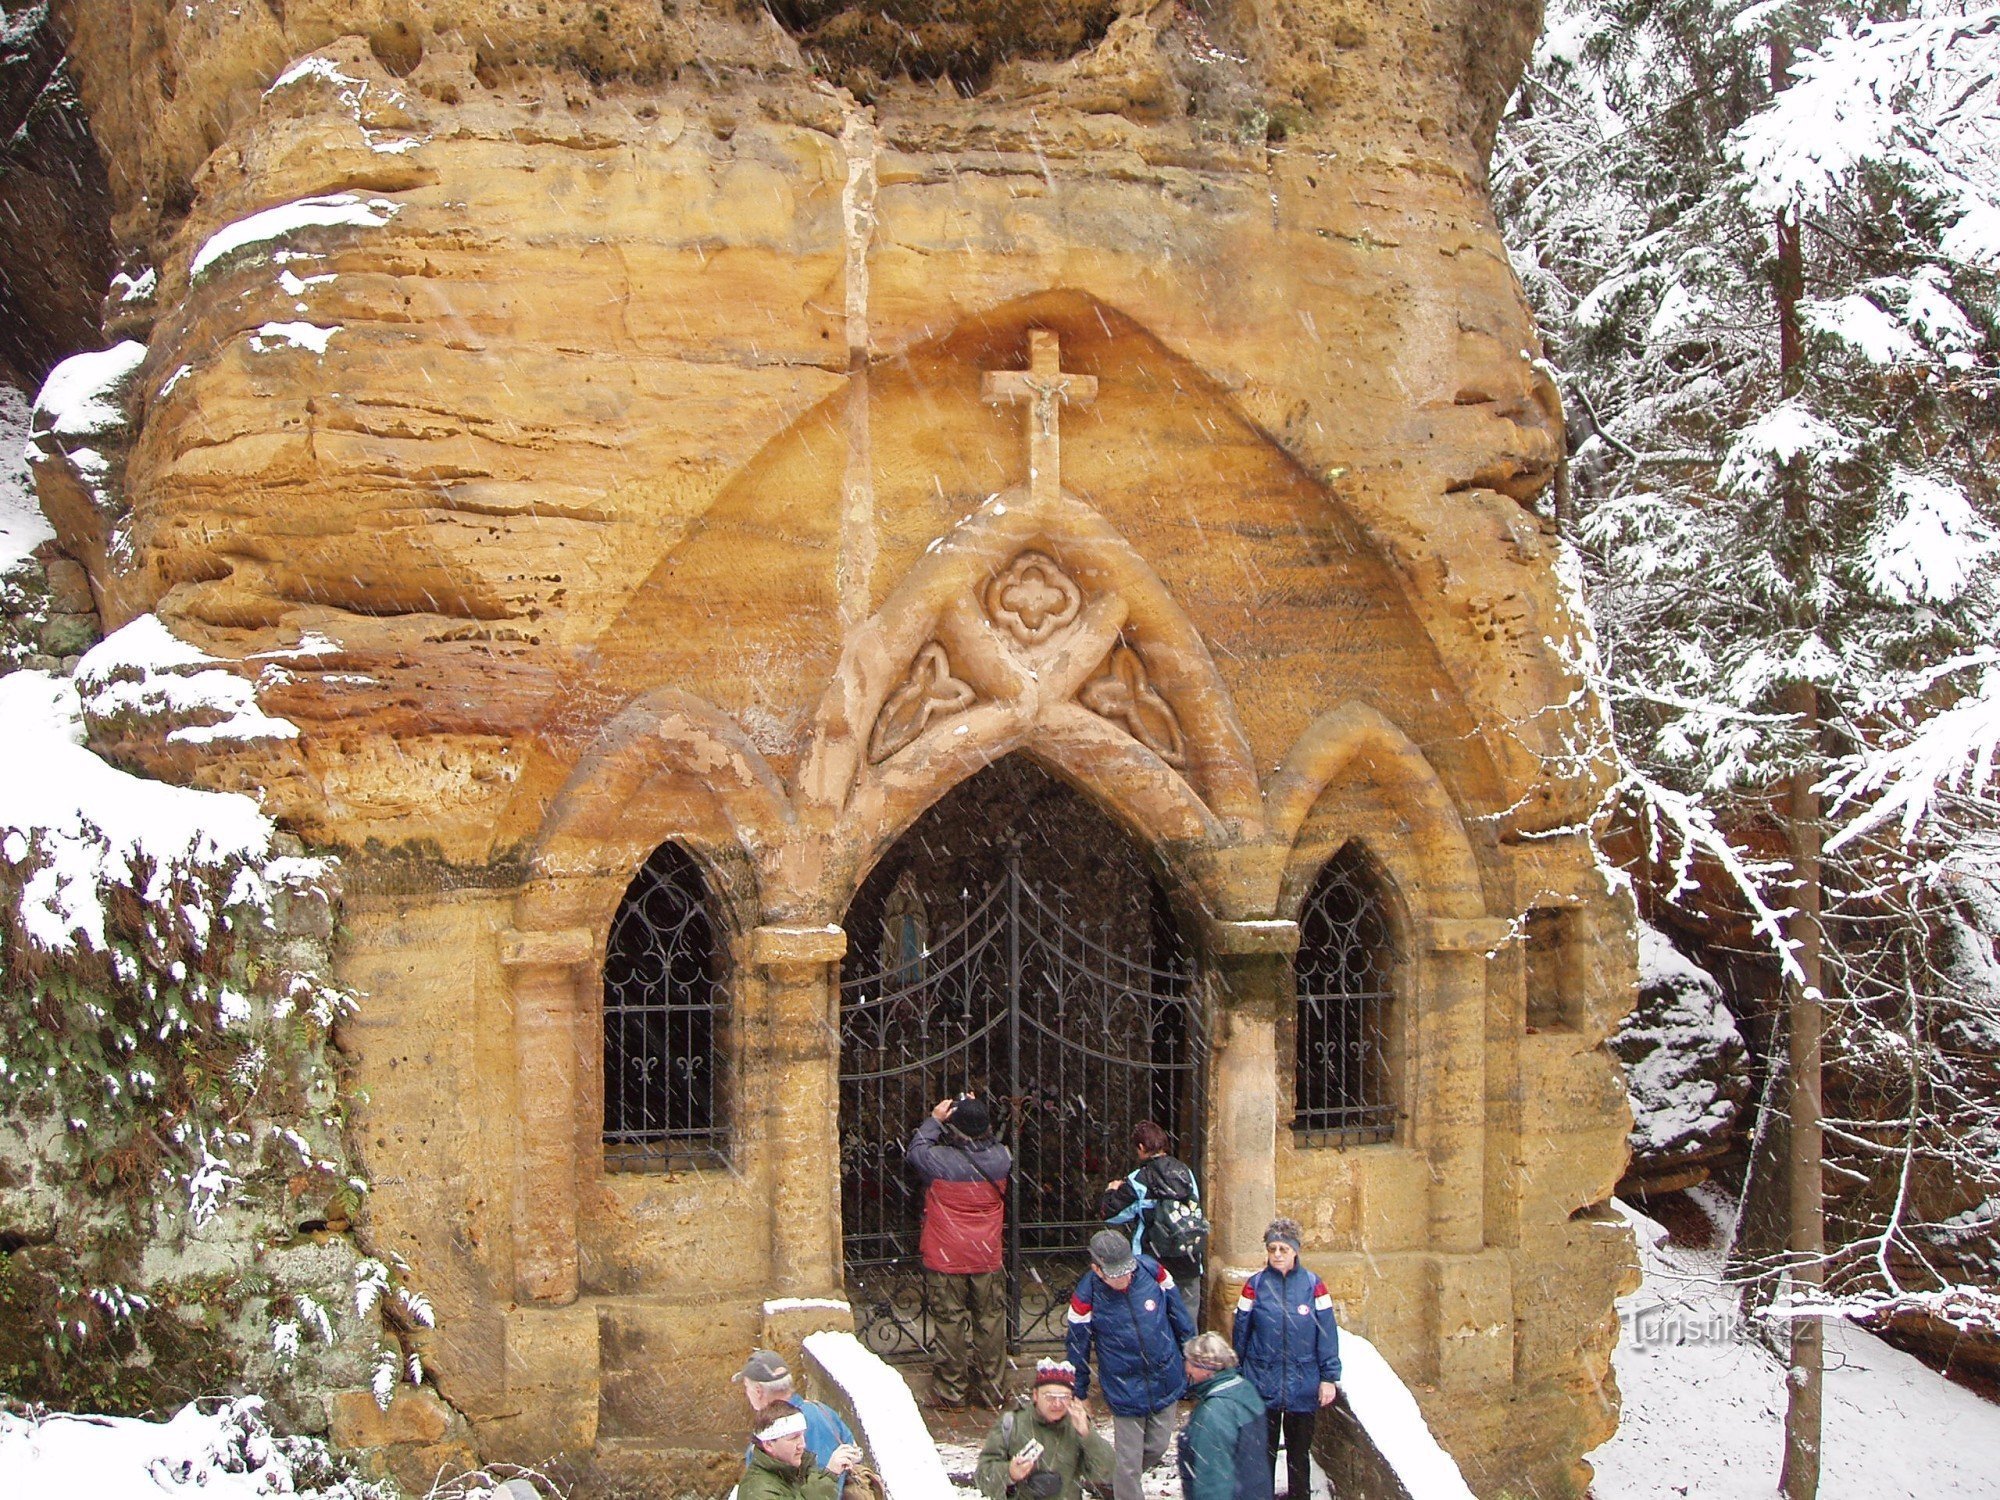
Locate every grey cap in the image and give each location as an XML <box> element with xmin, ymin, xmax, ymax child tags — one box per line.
<box><xmin>733</xmin><ymin>1349</ymin><xmax>790</xmax><ymax>1383</ymax></box>
<box><xmin>1089</xmin><ymin>1229</ymin><xmax>1137</xmax><ymax>1278</ymax></box>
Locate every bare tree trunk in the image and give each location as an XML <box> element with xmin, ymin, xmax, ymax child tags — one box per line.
<box><xmin>1771</xmin><ymin>29</ymin><xmax>1824</xmax><ymax>1500</ymax></box>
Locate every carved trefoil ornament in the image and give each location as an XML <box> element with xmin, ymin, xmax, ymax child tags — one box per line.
<box><xmin>985</xmin><ymin>550</ymin><xmax>1083</xmax><ymax>647</ymax></box>
<box><xmin>1080</xmin><ymin>643</ymin><xmax>1187</xmax><ymax>767</ymax></box>
<box><xmin>868</xmin><ymin>641</ymin><xmax>976</xmax><ymax>763</ymax></box>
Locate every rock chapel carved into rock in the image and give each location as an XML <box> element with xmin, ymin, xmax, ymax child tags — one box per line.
<box><xmin>28</xmin><ymin>4</ymin><xmax>1636</xmax><ymax>1495</ymax></box>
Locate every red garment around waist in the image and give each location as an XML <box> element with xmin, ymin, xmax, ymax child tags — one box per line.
<box><xmin>920</xmin><ymin>1177</ymin><xmax>1006</xmax><ymax>1274</ymax></box>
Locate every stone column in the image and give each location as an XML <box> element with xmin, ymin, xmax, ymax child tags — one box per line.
<box><xmin>753</xmin><ymin>924</ymin><xmax>849</xmax><ymax>1297</ymax></box>
<box><xmin>1421</xmin><ymin>917</ymin><xmax>1510</xmax><ymax>1255</ymax></box>
<box><xmin>500</xmin><ymin>927</ymin><xmax>595</xmax><ymax>1305</ymax></box>
<box><xmin>1201</xmin><ymin>918</ymin><xmax>1300</xmax><ymax>1328</ymax></box>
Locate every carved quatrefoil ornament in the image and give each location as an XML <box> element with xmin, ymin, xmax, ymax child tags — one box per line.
<box><xmin>984</xmin><ymin>550</ymin><xmax>1082</xmax><ymax>647</ymax></box>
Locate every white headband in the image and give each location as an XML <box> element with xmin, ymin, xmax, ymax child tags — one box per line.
<box><xmin>758</xmin><ymin>1412</ymin><xmax>809</xmax><ymax>1443</ymax></box>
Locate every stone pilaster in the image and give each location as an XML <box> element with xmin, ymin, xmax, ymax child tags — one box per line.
<box><xmin>753</xmin><ymin>924</ymin><xmax>848</xmax><ymax>1297</ymax></box>
<box><xmin>500</xmin><ymin>927</ymin><xmax>595</xmax><ymax>1305</ymax></box>
<box><xmin>1201</xmin><ymin>917</ymin><xmax>1299</xmax><ymax>1327</ymax></box>
<box><xmin>1421</xmin><ymin>918</ymin><xmax>1510</xmax><ymax>1255</ymax></box>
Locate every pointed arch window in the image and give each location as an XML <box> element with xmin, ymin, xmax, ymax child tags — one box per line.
<box><xmin>1293</xmin><ymin>847</ymin><xmax>1397</xmax><ymax>1145</ymax></box>
<box><xmin>603</xmin><ymin>841</ymin><xmax>729</xmax><ymax>1170</ymax></box>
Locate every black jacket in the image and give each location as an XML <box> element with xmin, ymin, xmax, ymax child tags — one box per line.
<box><xmin>1102</xmin><ymin>1155</ymin><xmax>1203</xmax><ymax>1273</ymax></box>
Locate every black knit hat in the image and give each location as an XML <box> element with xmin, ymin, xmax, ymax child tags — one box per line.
<box><xmin>949</xmin><ymin>1094</ymin><xmax>991</xmax><ymax>1137</ymax></box>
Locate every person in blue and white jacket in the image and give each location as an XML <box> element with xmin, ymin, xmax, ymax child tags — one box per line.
<box><xmin>1066</xmin><ymin>1229</ymin><xmax>1197</xmax><ymax>1500</ymax></box>
<box><xmin>1230</xmin><ymin>1218</ymin><xmax>1341</xmax><ymax>1500</ymax></box>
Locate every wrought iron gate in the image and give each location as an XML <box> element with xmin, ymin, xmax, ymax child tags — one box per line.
<box><xmin>839</xmin><ymin>847</ymin><xmax>1205</xmax><ymax>1358</ymax></box>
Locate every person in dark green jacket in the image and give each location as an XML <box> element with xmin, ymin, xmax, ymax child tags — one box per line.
<box><xmin>975</xmin><ymin>1359</ymin><xmax>1116</xmax><ymax>1500</ymax></box>
<box><xmin>740</xmin><ymin>1400</ymin><xmax>862</xmax><ymax>1500</ymax></box>
<box><xmin>1176</xmin><ymin>1333</ymin><xmax>1274</xmax><ymax>1500</ymax></box>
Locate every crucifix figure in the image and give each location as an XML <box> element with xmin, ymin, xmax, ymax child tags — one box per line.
<box><xmin>981</xmin><ymin>329</ymin><xmax>1097</xmax><ymax>506</ymax></box>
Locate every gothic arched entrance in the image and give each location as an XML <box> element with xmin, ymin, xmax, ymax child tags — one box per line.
<box><xmin>838</xmin><ymin>755</ymin><xmax>1206</xmax><ymax>1356</ymax></box>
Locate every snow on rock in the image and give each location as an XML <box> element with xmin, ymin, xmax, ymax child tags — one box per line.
<box><xmin>1940</xmin><ymin>839</ymin><xmax>2000</xmax><ymax>1026</ymax></box>
<box><xmin>269</xmin><ymin>55</ymin><xmax>368</xmax><ymax>93</ymax></box>
<box><xmin>78</xmin><ymin>614</ymin><xmax>300</xmax><ymax>746</ymax></box>
<box><xmin>804</xmin><ymin>1330</ymin><xmax>956</xmax><ymax>1500</ymax></box>
<box><xmin>190</xmin><ymin>195</ymin><xmax>400</xmax><ymax>281</ymax></box>
<box><xmin>27</xmin><ymin>341</ymin><xmax>147</xmax><ymax>529</ymax></box>
<box><xmin>110</xmin><ymin>266</ymin><xmax>157</xmax><ymax>305</ymax></box>
<box><xmin>249</xmin><ymin>322</ymin><xmax>341</xmax><ymax>356</ymax></box>
<box><xmin>0</xmin><ymin>381</ymin><xmax>52</xmax><ymax>578</ymax></box>
<box><xmin>1609</xmin><ymin>924</ymin><xmax>1748</xmax><ymax>1181</ymax></box>
<box><xmin>31</xmin><ymin>341</ymin><xmax>146</xmax><ymax>442</ymax></box>
<box><xmin>264</xmin><ymin>50</ymin><xmax>431</xmax><ymax>158</ymax></box>
<box><xmin>0</xmin><ymin>1396</ymin><xmax>387</xmax><ymax>1498</ymax></box>
<box><xmin>0</xmin><ymin>669</ymin><xmax>277</xmax><ymax>953</ymax></box>
<box><xmin>1592</xmin><ymin>1194</ymin><xmax>2000</xmax><ymax>1499</ymax></box>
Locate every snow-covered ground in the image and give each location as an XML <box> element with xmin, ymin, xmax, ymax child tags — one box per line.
<box><xmin>1</xmin><ymin>380</ymin><xmax>53</xmax><ymax>578</ymax></box>
<box><xmin>1592</xmin><ymin>1190</ymin><xmax>2000</xmax><ymax>1498</ymax></box>
<box><xmin>0</xmin><ymin>1399</ymin><xmax>389</xmax><ymax>1498</ymax></box>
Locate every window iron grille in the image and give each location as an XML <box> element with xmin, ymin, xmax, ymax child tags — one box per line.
<box><xmin>603</xmin><ymin>841</ymin><xmax>729</xmax><ymax>1170</ymax></box>
<box><xmin>1293</xmin><ymin>850</ymin><xmax>1396</xmax><ymax>1145</ymax></box>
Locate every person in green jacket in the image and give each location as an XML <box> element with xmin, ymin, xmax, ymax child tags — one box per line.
<box><xmin>1176</xmin><ymin>1333</ymin><xmax>1274</xmax><ymax>1500</ymax></box>
<box><xmin>741</xmin><ymin>1400</ymin><xmax>862</xmax><ymax>1500</ymax></box>
<box><xmin>975</xmin><ymin>1359</ymin><xmax>1116</xmax><ymax>1500</ymax></box>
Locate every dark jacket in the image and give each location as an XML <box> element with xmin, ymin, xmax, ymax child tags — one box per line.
<box><xmin>1062</xmin><ymin>1254</ymin><xmax>1196</xmax><ymax>1416</ymax></box>
<box><xmin>1102</xmin><ymin>1155</ymin><xmax>1203</xmax><ymax>1275</ymax></box>
<box><xmin>1231</xmin><ymin>1264</ymin><xmax>1343</xmax><ymax>1413</ymax></box>
<box><xmin>908</xmin><ymin>1117</ymin><xmax>1012</xmax><ymax>1274</ymax></box>
<box><xmin>1177</xmin><ymin>1370</ymin><xmax>1275</xmax><ymax>1500</ymax></box>
<box><xmin>739</xmin><ymin>1449</ymin><xmax>840</xmax><ymax>1500</ymax></box>
<box><xmin>974</xmin><ymin>1402</ymin><xmax>1115</xmax><ymax>1500</ymax></box>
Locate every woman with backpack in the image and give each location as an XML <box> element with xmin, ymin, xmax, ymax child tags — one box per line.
<box><xmin>1231</xmin><ymin>1219</ymin><xmax>1341</xmax><ymax>1500</ymax></box>
<box><xmin>1102</xmin><ymin>1121</ymin><xmax>1207</xmax><ymax>1318</ymax></box>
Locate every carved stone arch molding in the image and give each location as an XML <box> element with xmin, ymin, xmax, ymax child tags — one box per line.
<box><xmin>790</xmin><ymin>486</ymin><xmax>1266</xmax><ymax>917</ymax></box>
<box><xmin>1263</xmin><ymin>702</ymin><xmax>1490</xmax><ymax>927</ymax></box>
<box><xmin>521</xmin><ymin>686</ymin><xmax>792</xmax><ymax>933</ymax></box>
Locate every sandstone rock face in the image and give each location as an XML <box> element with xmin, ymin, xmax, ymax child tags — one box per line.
<box><xmin>37</xmin><ymin>2</ymin><xmax>1635</xmax><ymax>1495</ymax></box>
<box><xmin>0</xmin><ymin>1</ymin><xmax>112</xmax><ymax>388</ymax></box>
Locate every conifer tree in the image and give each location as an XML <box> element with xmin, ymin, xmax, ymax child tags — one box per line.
<box><xmin>1497</xmin><ymin>6</ymin><xmax>2000</xmax><ymax>1485</ymax></box>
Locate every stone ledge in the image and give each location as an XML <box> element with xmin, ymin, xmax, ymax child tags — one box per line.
<box><xmin>499</xmin><ymin>927</ymin><xmax>596</xmax><ymax>966</ymax></box>
<box><xmin>1204</xmin><ymin>917</ymin><xmax>1303</xmax><ymax>955</ymax></box>
<box><xmin>751</xmin><ymin>924</ymin><xmax>848</xmax><ymax>965</ymax></box>
<box><xmin>1426</xmin><ymin>917</ymin><xmax>1513</xmax><ymax>952</ymax></box>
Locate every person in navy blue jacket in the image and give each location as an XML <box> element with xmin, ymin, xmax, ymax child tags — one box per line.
<box><xmin>1065</xmin><ymin>1229</ymin><xmax>1197</xmax><ymax>1500</ymax></box>
<box><xmin>1230</xmin><ymin>1218</ymin><xmax>1341</xmax><ymax>1500</ymax></box>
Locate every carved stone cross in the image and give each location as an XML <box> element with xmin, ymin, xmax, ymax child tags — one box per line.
<box><xmin>982</xmin><ymin>330</ymin><xmax>1097</xmax><ymax>505</ymax></box>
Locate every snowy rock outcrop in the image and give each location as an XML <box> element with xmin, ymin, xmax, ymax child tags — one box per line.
<box><xmin>1610</xmin><ymin>923</ymin><xmax>1749</xmax><ymax>1195</ymax></box>
<box><xmin>0</xmin><ymin>381</ymin><xmax>98</xmax><ymax>671</ymax></box>
<box><xmin>0</xmin><ymin>640</ymin><xmax>456</xmax><ymax>1476</ymax></box>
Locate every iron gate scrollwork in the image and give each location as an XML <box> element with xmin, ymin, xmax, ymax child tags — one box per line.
<box><xmin>839</xmin><ymin>846</ymin><xmax>1205</xmax><ymax>1358</ymax></box>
